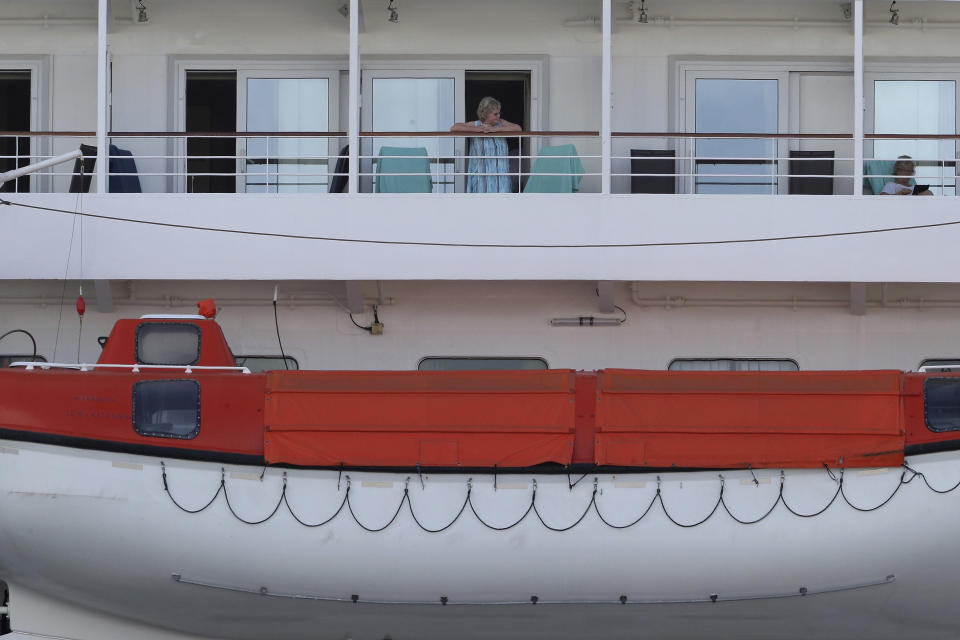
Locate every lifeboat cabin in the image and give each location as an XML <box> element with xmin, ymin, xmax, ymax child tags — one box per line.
<box><xmin>2</xmin><ymin>311</ymin><xmax>960</xmax><ymax>472</ymax></box>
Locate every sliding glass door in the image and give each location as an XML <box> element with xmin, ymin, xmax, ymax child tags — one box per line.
<box><xmin>869</xmin><ymin>76</ymin><xmax>956</xmax><ymax>196</ymax></box>
<box><xmin>362</xmin><ymin>70</ymin><xmax>464</xmax><ymax>193</ymax></box>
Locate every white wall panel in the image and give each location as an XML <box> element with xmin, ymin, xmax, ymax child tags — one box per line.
<box><xmin>2</xmin><ymin>192</ymin><xmax>960</xmax><ymax>283</ymax></box>
<box><xmin>2</xmin><ymin>279</ymin><xmax>960</xmax><ymax>372</ymax></box>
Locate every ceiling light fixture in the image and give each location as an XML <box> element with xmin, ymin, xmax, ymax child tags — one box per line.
<box><xmin>136</xmin><ymin>0</ymin><xmax>148</xmax><ymax>23</ymax></box>
<box><xmin>387</xmin><ymin>0</ymin><xmax>398</xmax><ymax>24</ymax></box>
<box><xmin>889</xmin><ymin>1</ymin><xmax>899</xmax><ymax>25</ymax></box>
<box><xmin>637</xmin><ymin>0</ymin><xmax>649</xmax><ymax>24</ymax></box>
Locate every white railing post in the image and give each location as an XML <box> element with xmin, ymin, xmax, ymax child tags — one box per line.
<box><xmin>348</xmin><ymin>0</ymin><xmax>360</xmax><ymax>195</ymax></box>
<box><xmin>601</xmin><ymin>0</ymin><xmax>612</xmax><ymax>194</ymax></box>
<box><xmin>854</xmin><ymin>0</ymin><xmax>864</xmax><ymax>195</ymax></box>
<box><xmin>96</xmin><ymin>0</ymin><xmax>108</xmax><ymax>193</ymax></box>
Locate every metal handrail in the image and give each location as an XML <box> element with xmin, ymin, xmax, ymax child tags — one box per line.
<box><xmin>10</xmin><ymin>362</ymin><xmax>252</xmax><ymax>374</ymax></box>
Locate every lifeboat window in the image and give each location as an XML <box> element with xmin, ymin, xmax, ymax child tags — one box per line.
<box><xmin>418</xmin><ymin>357</ymin><xmax>548</xmax><ymax>371</ymax></box>
<box><xmin>669</xmin><ymin>358</ymin><xmax>799</xmax><ymax>372</ymax></box>
<box><xmin>923</xmin><ymin>378</ymin><xmax>960</xmax><ymax>432</ymax></box>
<box><xmin>1</xmin><ymin>354</ymin><xmax>46</xmax><ymax>368</ymax></box>
<box><xmin>136</xmin><ymin>323</ymin><xmax>201</xmax><ymax>366</ymax></box>
<box><xmin>234</xmin><ymin>355</ymin><xmax>299</xmax><ymax>372</ymax></box>
<box><xmin>919</xmin><ymin>359</ymin><xmax>960</xmax><ymax>373</ymax></box>
<box><xmin>133</xmin><ymin>379</ymin><xmax>200</xmax><ymax>439</ymax></box>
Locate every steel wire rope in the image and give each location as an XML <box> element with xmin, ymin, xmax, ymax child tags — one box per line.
<box><xmin>404</xmin><ymin>484</ymin><xmax>471</xmax><ymax>533</ymax></box>
<box><xmin>221</xmin><ymin>471</ymin><xmax>287</xmax><ymax>525</ymax></box>
<box><xmin>655</xmin><ymin>477</ymin><xmax>724</xmax><ymax>528</ymax></box>
<box><xmin>903</xmin><ymin>462</ymin><xmax>960</xmax><ymax>494</ymax></box>
<box><xmin>345</xmin><ymin>484</ymin><xmax>408</xmax><ymax>533</ymax></box>
<box><xmin>282</xmin><ymin>485</ymin><xmax>348</xmax><ymax>528</ymax></box>
<box><xmin>717</xmin><ymin>474</ymin><xmax>784</xmax><ymax>525</ymax></box>
<box><xmin>160</xmin><ymin>462</ymin><xmax>960</xmax><ymax>529</ymax></box>
<box><xmin>592</xmin><ymin>486</ymin><xmax>661</xmax><ymax>529</ymax></box>
<box><xmin>467</xmin><ymin>485</ymin><xmax>535</xmax><ymax>531</ymax></box>
<box><xmin>160</xmin><ymin>461</ymin><xmax>224</xmax><ymax>514</ymax></box>
<box><xmin>7</xmin><ymin>197</ymin><xmax>960</xmax><ymax>249</ymax></box>
<box><xmin>531</xmin><ymin>482</ymin><xmax>597</xmax><ymax>532</ymax></box>
<box><xmin>779</xmin><ymin>473</ymin><xmax>843</xmax><ymax>518</ymax></box>
<box><xmin>838</xmin><ymin>469</ymin><xmax>909</xmax><ymax>512</ymax></box>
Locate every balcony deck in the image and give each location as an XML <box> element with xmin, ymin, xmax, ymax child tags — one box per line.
<box><xmin>3</xmin><ymin>0</ymin><xmax>960</xmax><ymax>282</ymax></box>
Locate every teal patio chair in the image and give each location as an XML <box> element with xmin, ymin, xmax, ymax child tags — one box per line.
<box><xmin>523</xmin><ymin>144</ymin><xmax>585</xmax><ymax>193</ymax></box>
<box><xmin>864</xmin><ymin>159</ymin><xmax>914</xmax><ymax>195</ymax></box>
<box><xmin>375</xmin><ymin>146</ymin><xmax>432</xmax><ymax>193</ymax></box>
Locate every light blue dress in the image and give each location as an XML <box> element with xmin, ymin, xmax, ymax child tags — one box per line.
<box><xmin>467</xmin><ymin>121</ymin><xmax>511</xmax><ymax>193</ymax></box>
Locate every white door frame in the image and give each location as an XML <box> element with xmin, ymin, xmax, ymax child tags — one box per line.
<box><xmin>173</xmin><ymin>59</ymin><xmax>343</xmax><ymax>193</ymax></box>
<box><xmin>237</xmin><ymin>69</ymin><xmax>340</xmax><ymax>193</ymax></box>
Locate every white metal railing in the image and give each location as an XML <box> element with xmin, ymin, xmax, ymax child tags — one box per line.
<box><xmin>2</xmin><ymin>131</ymin><xmax>957</xmax><ymax>196</ymax></box>
<box><xmin>9</xmin><ymin>362</ymin><xmax>252</xmax><ymax>374</ymax></box>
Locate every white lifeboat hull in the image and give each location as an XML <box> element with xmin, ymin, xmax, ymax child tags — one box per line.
<box><xmin>1</xmin><ymin>439</ymin><xmax>959</xmax><ymax>639</ymax></box>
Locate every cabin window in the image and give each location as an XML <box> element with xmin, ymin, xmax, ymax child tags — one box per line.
<box><xmin>234</xmin><ymin>355</ymin><xmax>299</xmax><ymax>372</ymax></box>
<box><xmin>869</xmin><ymin>77</ymin><xmax>956</xmax><ymax>196</ymax></box>
<box><xmin>923</xmin><ymin>378</ymin><xmax>960</xmax><ymax>432</ymax></box>
<box><xmin>919</xmin><ymin>359</ymin><xmax>960</xmax><ymax>373</ymax></box>
<box><xmin>668</xmin><ymin>358</ymin><xmax>799</xmax><ymax>372</ymax></box>
<box><xmin>693</xmin><ymin>78</ymin><xmax>781</xmax><ymax>194</ymax></box>
<box><xmin>0</xmin><ymin>354</ymin><xmax>46</xmax><ymax>368</ymax></box>
<box><xmin>0</xmin><ymin>70</ymin><xmax>32</xmax><ymax>193</ymax></box>
<box><xmin>176</xmin><ymin>61</ymin><xmax>341</xmax><ymax>194</ymax></box>
<box><xmin>132</xmin><ymin>379</ymin><xmax>200</xmax><ymax>439</ymax></box>
<box><xmin>136</xmin><ymin>323</ymin><xmax>201</xmax><ymax>366</ymax></box>
<box><xmin>418</xmin><ymin>357</ymin><xmax>548</xmax><ymax>371</ymax></box>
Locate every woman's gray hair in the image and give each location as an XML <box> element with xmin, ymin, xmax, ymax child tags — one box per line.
<box><xmin>476</xmin><ymin>96</ymin><xmax>502</xmax><ymax>120</ymax></box>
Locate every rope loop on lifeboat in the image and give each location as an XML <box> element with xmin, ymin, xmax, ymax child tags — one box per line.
<box><xmin>158</xmin><ymin>459</ymin><xmax>960</xmax><ymax>532</ymax></box>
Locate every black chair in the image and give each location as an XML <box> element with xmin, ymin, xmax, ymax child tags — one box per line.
<box><xmin>68</xmin><ymin>144</ymin><xmax>97</xmax><ymax>193</ymax></box>
<box><xmin>789</xmin><ymin>150</ymin><xmax>834</xmax><ymax>195</ymax></box>
<box><xmin>630</xmin><ymin>149</ymin><xmax>676</xmax><ymax>194</ymax></box>
<box><xmin>329</xmin><ymin>145</ymin><xmax>349</xmax><ymax>193</ymax></box>
<box><xmin>68</xmin><ymin>144</ymin><xmax>142</xmax><ymax>193</ymax></box>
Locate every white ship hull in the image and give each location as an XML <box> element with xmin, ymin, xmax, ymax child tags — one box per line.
<box><xmin>1</xmin><ymin>439</ymin><xmax>959</xmax><ymax>639</ymax></box>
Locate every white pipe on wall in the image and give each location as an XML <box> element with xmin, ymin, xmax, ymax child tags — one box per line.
<box><xmin>563</xmin><ymin>17</ymin><xmax>960</xmax><ymax>29</ymax></box>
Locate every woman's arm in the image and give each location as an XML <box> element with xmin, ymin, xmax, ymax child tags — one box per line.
<box><xmin>497</xmin><ymin>119</ymin><xmax>522</xmax><ymax>132</ymax></box>
<box><xmin>449</xmin><ymin>121</ymin><xmax>479</xmax><ymax>133</ymax></box>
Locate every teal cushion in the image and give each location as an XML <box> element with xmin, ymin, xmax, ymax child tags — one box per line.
<box><xmin>523</xmin><ymin>144</ymin><xmax>585</xmax><ymax>193</ymax></box>
<box><xmin>375</xmin><ymin>146</ymin><xmax>432</xmax><ymax>193</ymax></box>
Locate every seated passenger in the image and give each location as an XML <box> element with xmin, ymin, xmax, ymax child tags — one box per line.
<box><xmin>880</xmin><ymin>156</ymin><xmax>932</xmax><ymax>196</ymax></box>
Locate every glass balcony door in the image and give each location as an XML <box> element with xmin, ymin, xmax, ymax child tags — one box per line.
<box><xmin>361</xmin><ymin>70</ymin><xmax>464</xmax><ymax>193</ymax></box>
<box><xmin>867</xmin><ymin>76</ymin><xmax>956</xmax><ymax>196</ymax></box>
<box><xmin>684</xmin><ymin>72</ymin><xmax>788</xmax><ymax>194</ymax></box>
<box><xmin>238</xmin><ymin>71</ymin><xmax>338</xmax><ymax>193</ymax></box>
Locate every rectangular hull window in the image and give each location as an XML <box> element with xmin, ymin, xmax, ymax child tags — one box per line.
<box><xmin>136</xmin><ymin>323</ymin><xmax>201</xmax><ymax>366</ymax></box>
<box><xmin>133</xmin><ymin>379</ymin><xmax>200</xmax><ymax>439</ymax></box>
<box><xmin>924</xmin><ymin>378</ymin><xmax>960</xmax><ymax>432</ymax></box>
<box><xmin>669</xmin><ymin>358</ymin><xmax>799</xmax><ymax>372</ymax></box>
<box><xmin>234</xmin><ymin>355</ymin><xmax>299</xmax><ymax>372</ymax></box>
<box><xmin>418</xmin><ymin>357</ymin><xmax>548</xmax><ymax>371</ymax></box>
